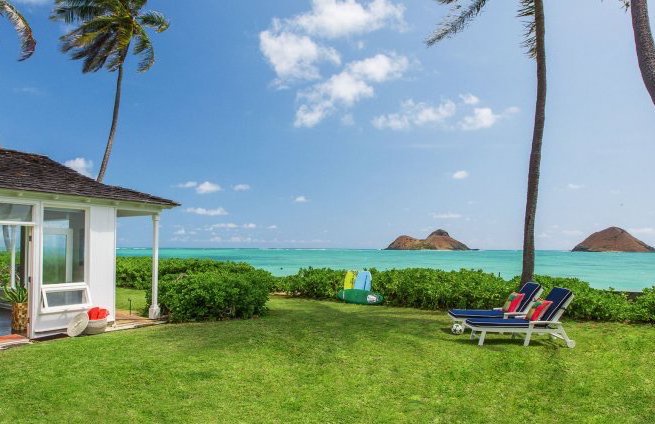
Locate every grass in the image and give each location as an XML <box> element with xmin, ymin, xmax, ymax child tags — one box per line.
<box><xmin>115</xmin><ymin>287</ymin><xmax>147</xmax><ymax>314</ymax></box>
<box><xmin>1</xmin><ymin>296</ymin><xmax>654</xmax><ymax>423</ymax></box>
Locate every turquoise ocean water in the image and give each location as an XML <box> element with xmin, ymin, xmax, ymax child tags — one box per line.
<box><xmin>117</xmin><ymin>248</ymin><xmax>655</xmax><ymax>292</ymax></box>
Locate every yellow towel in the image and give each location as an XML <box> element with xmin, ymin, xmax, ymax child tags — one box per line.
<box><xmin>343</xmin><ymin>271</ymin><xmax>356</xmax><ymax>290</ymax></box>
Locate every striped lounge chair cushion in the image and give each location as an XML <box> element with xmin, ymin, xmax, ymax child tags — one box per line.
<box><xmin>448</xmin><ymin>309</ymin><xmax>504</xmax><ymax>319</ymax></box>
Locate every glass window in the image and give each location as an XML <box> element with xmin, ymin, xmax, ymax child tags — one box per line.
<box><xmin>45</xmin><ymin>290</ymin><xmax>85</xmax><ymax>307</ymax></box>
<box><xmin>0</xmin><ymin>224</ymin><xmax>29</xmax><ymax>288</ymax></box>
<box><xmin>0</xmin><ymin>203</ymin><xmax>32</xmax><ymax>222</ymax></box>
<box><xmin>43</xmin><ymin>208</ymin><xmax>85</xmax><ymax>284</ymax></box>
<box><xmin>40</xmin><ymin>285</ymin><xmax>91</xmax><ymax>311</ymax></box>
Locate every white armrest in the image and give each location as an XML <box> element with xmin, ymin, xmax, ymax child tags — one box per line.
<box><xmin>528</xmin><ymin>320</ymin><xmax>560</xmax><ymax>327</ymax></box>
<box><xmin>503</xmin><ymin>312</ymin><xmax>526</xmax><ymax>318</ymax></box>
<box><xmin>492</xmin><ymin>308</ymin><xmax>503</xmax><ymax>311</ymax></box>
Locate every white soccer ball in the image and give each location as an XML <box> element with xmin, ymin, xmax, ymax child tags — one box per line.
<box><xmin>451</xmin><ymin>323</ymin><xmax>464</xmax><ymax>335</ymax></box>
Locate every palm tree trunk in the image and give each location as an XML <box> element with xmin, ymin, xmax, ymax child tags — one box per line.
<box><xmin>520</xmin><ymin>0</ymin><xmax>547</xmax><ymax>284</ymax></box>
<box><xmin>631</xmin><ymin>0</ymin><xmax>655</xmax><ymax>105</ymax></box>
<box><xmin>96</xmin><ymin>64</ymin><xmax>124</xmax><ymax>183</ymax></box>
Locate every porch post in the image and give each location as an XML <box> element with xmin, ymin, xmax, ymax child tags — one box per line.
<box><xmin>148</xmin><ymin>213</ymin><xmax>161</xmax><ymax>319</ymax></box>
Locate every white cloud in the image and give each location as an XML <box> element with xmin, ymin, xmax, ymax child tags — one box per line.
<box><xmin>267</xmin><ymin>225</ymin><xmax>279</xmax><ymax>230</ymax></box>
<box><xmin>372</xmin><ymin>99</ymin><xmax>456</xmax><ymax>130</ymax></box>
<box><xmin>452</xmin><ymin>170</ymin><xmax>469</xmax><ymax>180</ymax></box>
<box><xmin>259</xmin><ymin>28</ymin><xmax>340</xmax><ymax>85</ymax></box>
<box><xmin>64</xmin><ymin>157</ymin><xmax>93</xmax><ymax>178</ymax></box>
<box><xmin>459</xmin><ymin>93</ymin><xmax>480</xmax><ymax>105</ymax></box>
<box><xmin>243</xmin><ymin>223</ymin><xmax>257</xmax><ymax>229</ymax></box>
<box><xmin>341</xmin><ymin>113</ymin><xmax>355</xmax><ymax>126</ymax></box>
<box><xmin>13</xmin><ymin>86</ymin><xmax>42</xmax><ymax>95</ymax></box>
<box><xmin>196</xmin><ymin>181</ymin><xmax>222</xmax><ymax>194</ymax></box>
<box><xmin>567</xmin><ymin>183</ymin><xmax>585</xmax><ymax>190</ymax></box>
<box><xmin>628</xmin><ymin>227</ymin><xmax>655</xmax><ymax>235</ymax></box>
<box><xmin>288</xmin><ymin>0</ymin><xmax>405</xmax><ymax>39</ymax></box>
<box><xmin>186</xmin><ymin>207</ymin><xmax>229</xmax><ymax>216</ymax></box>
<box><xmin>430</xmin><ymin>212</ymin><xmax>462</xmax><ymax>219</ymax></box>
<box><xmin>458</xmin><ymin>106</ymin><xmax>518</xmax><ymax>131</ymax></box>
<box><xmin>209</xmin><ymin>223</ymin><xmax>239</xmax><ymax>230</ymax></box>
<box><xmin>295</xmin><ymin>53</ymin><xmax>409</xmax><ymax>127</ymax></box>
<box><xmin>175</xmin><ymin>181</ymin><xmax>198</xmax><ymax>188</ymax></box>
<box><xmin>294</xmin><ymin>195</ymin><xmax>309</xmax><ymax>203</ymax></box>
<box><xmin>233</xmin><ymin>184</ymin><xmax>251</xmax><ymax>192</ymax></box>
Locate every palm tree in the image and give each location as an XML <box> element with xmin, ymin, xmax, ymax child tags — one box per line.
<box><xmin>427</xmin><ymin>0</ymin><xmax>547</xmax><ymax>284</ymax></box>
<box><xmin>627</xmin><ymin>0</ymin><xmax>655</xmax><ymax>105</ymax></box>
<box><xmin>0</xmin><ymin>0</ymin><xmax>36</xmax><ymax>60</ymax></box>
<box><xmin>51</xmin><ymin>0</ymin><xmax>169</xmax><ymax>182</ymax></box>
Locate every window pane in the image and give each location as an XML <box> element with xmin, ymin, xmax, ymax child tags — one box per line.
<box><xmin>45</xmin><ymin>290</ymin><xmax>85</xmax><ymax>307</ymax></box>
<box><xmin>0</xmin><ymin>203</ymin><xmax>32</xmax><ymax>222</ymax></box>
<box><xmin>0</xmin><ymin>225</ymin><xmax>28</xmax><ymax>288</ymax></box>
<box><xmin>43</xmin><ymin>209</ymin><xmax>85</xmax><ymax>284</ymax></box>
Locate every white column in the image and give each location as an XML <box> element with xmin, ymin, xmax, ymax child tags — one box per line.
<box><xmin>148</xmin><ymin>213</ymin><xmax>161</xmax><ymax>319</ymax></box>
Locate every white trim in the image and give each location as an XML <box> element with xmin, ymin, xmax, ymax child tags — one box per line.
<box><xmin>40</xmin><ymin>283</ymin><xmax>92</xmax><ymax>314</ymax></box>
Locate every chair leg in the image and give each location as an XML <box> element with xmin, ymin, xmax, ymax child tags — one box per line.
<box><xmin>523</xmin><ymin>331</ymin><xmax>532</xmax><ymax>347</ymax></box>
<box><xmin>558</xmin><ymin>326</ymin><xmax>576</xmax><ymax>348</ymax></box>
<box><xmin>478</xmin><ymin>331</ymin><xmax>486</xmax><ymax>346</ymax></box>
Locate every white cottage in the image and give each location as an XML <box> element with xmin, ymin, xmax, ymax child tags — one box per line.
<box><xmin>0</xmin><ymin>149</ymin><xmax>178</xmax><ymax>339</ymax></box>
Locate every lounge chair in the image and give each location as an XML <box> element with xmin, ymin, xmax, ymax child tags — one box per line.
<box><xmin>463</xmin><ymin>287</ymin><xmax>575</xmax><ymax>348</ymax></box>
<box><xmin>447</xmin><ymin>282</ymin><xmax>543</xmax><ymax>333</ymax></box>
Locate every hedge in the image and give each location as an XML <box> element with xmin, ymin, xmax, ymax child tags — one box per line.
<box><xmin>116</xmin><ymin>257</ymin><xmax>257</xmax><ymax>289</ymax></box>
<box><xmin>279</xmin><ymin>267</ymin><xmax>655</xmax><ymax>323</ymax></box>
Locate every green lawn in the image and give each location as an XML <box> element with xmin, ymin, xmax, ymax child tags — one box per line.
<box><xmin>1</xmin><ymin>296</ymin><xmax>654</xmax><ymax>423</ymax></box>
<box><xmin>115</xmin><ymin>287</ymin><xmax>147</xmax><ymax>314</ymax></box>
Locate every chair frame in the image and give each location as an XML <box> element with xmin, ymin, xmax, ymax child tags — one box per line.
<box><xmin>464</xmin><ymin>294</ymin><xmax>576</xmax><ymax>348</ymax></box>
<box><xmin>448</xmin><ymin>286</ymin><xmax>544</xmax><ymax>328</ymax></box>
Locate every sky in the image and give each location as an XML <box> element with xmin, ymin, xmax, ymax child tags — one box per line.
<box><xmin>1</xmin><ymin>0</ymin><xmax>654</xmax><ymax>250</ymax></box>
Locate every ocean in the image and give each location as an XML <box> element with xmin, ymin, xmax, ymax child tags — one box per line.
<box><xmin>117</xmin><ymin>248</ymin><xmax>655</xmax><ymax>292</ymax></box>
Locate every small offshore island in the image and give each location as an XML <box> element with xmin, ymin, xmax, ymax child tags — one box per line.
<box><xmin>385</xmin><ymin>229</ymin><xmax>471</xmax><ymax>250</ymax></box>
<box><xmin>573</xmin><ymin>227</ymin><xmax>655</xmax><ymax>253</ymax></box>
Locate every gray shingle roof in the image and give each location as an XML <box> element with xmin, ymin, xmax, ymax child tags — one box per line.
<box><xmin>0</xmin><ymin>149</ymin><xmax>179</xmax><ymax>207</ymax></box>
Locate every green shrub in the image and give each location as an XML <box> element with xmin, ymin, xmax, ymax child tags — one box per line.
<box><xmin>147</xmin><ymin>269</ymin><xmax>273</xmax><ymax>323</ymax></box>
<box><xmin>280</xmin><ymin>267</ymin><xmax>346</xmax><ymax>299</ymax></box>
<box><xmin>631</xmin><ymin>286</ymin><xmax>655</xmax><ymax>323</ymax></box>
<box><xmin>283</xmin><ymin>267</ymin><xmax>655</xmax><ymax>323</ymax></box>
<box><xmin>116</xmin><ymin>257</ymin><xmax>257</xmax><ymax>289</ymax></box>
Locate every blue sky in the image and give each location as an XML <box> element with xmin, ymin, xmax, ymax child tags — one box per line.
<box><xmin>1</xmin><ymin>0</ymin><xmax>654</xmax><ymax>250</ymax></box>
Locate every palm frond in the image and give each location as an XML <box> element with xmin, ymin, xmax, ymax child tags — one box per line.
<box><xmin>518</xmin><ymin>0</ymin><xmax>537</xmax><ymax>59</ymax></box>
<box><xmin>0</xmin><ymin>0</ymin><xmax>36</xmax><ymax>60</ymax></box>
<box><xmin>426</xmin><ymin>0</ymin><xmax>489</xmax><ymax>47</ymax></box>
<box><xmin>133</xmin><ymin>28</ymin><xmax>154</xmax><ymax>72</ymax></box>
<box><xmin>51</xmin><ymin>0</ymin><xmax>120</xmax><ymax>23</ymax></box>
<box><xmin>138</xmin><ymin>10</ymin><xmax>169</xmax><ymax>33</ymax></box>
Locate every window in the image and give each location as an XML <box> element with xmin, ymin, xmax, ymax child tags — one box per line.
<box><xmin>41</xmin><ymin>284</ymin><xmax>91</xmax><ymax>312</ymax></box>
<box><xmin>43</xmin><ymin>208</ymin><xmax>85</xmax><ymax>284</ymax></box>
<box><xmin>0</xmin><ymin>203</ymin><xmax>33</xmax><ymax>223</ymax></box>
<box><xmin>41</xmin><ymin>208</ymin><xmax>88</xmax><ymax>312</ymax></box>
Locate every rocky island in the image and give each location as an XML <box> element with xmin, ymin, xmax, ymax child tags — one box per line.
<box><xmin>572</xmin><ymin>227</ymin><xmax>655</xmax><ymax>252</ymax></box>
<box><xmin>386</xmin><ymin>229</ymin><xmax>470</xmax><ymax>250</ymax></box>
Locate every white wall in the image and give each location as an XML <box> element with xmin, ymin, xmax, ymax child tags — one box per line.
<box><xmin>32</xmin><ymin>204</ymin><xmax>117</xmax><ymax>335</ymax></box>
<box><xmin>88</xmin><ymin>206</ymin><xmax>117</xmax><ymax>321</ymax></box>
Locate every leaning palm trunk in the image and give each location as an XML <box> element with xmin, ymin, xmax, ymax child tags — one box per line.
<box><xmin>630</xmin><ymin>0</ymin><xmax>655</xmax><ymax>105</ymax></box>
<box><xmin>96</xmin><ymin>64</ymin><xmax>124</xmax><ymax>183</ymax></box>
<box><xmin>520</xmin><ymin>0</ymin><xmax>547</xmax><ymax>284</ymax></box>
